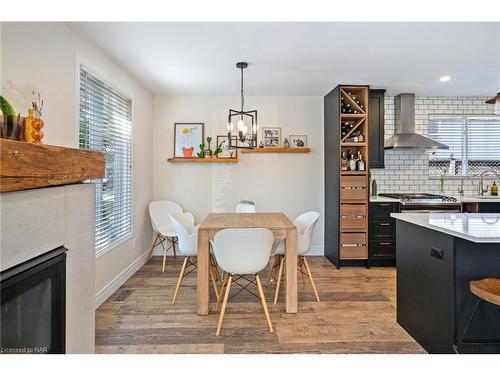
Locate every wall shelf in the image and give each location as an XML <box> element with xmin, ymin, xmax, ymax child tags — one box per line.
<box><xmin>241</xmin><ymin>147</ymin><xmax>310</xmax><ymax>154</ymax></box>
<box><xmin>166</xmin><ymin>157</ymin><xmax>238</xmax><ymax>164</ymax></box>
<box><xmin>341</xmin><ymin>142</ymin><xmax>367</xmax><ymax>147</ymax></box>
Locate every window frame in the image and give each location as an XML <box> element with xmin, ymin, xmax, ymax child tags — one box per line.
<box><xmin>428</xmin><ymin>114</ymin><xmax>500</xmax><ymax>179</ymax></box>
<box><xmin>76</xmin><ymin>56</ymin><xmax>134</xmax><ymax>259</ymax></box>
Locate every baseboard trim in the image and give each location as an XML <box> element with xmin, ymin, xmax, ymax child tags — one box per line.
<box><xmin>308</xmin><ymin>245</ymin><xmax>324</xmax><ymax>256</ymax></box>
<box><xmin>94</xmin><ymin>250</ymin><xmax>150</xmax><ymax>309</ymax></box>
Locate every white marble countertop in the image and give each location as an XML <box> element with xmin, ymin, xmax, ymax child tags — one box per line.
<box><xmin>391</xmin><ymin>213</ymin><xmax>500</xmax><ymax>243</ymax></box>
<box><xmin>369</xmin><ymin>196</ymin><xmax>400</xmax><ymax>202</ymax></box>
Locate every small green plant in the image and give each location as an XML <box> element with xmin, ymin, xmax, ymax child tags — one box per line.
<box><xmin>0</xmin><ymin>95</ymin><xmax>16</xmax><ymax>116</ymax></box>
<box><xmin>197</xmin><ymin>143</ymin><xmax>206</xmax><ymax>158</ymax></box>
<box><xmin>214</xmin><ymin>140</ymin><xmax>225</xmax><ymax>157</ymax></box>
<box><xmin>439</xmin><ymin>173</ymin><xmax>446</xmax><ymax>194</ymax></box>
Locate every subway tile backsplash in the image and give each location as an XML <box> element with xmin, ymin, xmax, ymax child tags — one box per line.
<box><xmin>370</xmin><ymin>96</ymin><xmax>496</xmax><ymax>196</ymax></box>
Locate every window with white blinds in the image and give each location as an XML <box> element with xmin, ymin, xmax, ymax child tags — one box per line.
<box><xmin>428</xmin><ymin>115</ymin><xmax>500</xmax><ymax>177</ymax></box>
<box><xmin>79</xmin><ymin>66</ymin><xmax>132</xmax><ymax>254</ymax></box>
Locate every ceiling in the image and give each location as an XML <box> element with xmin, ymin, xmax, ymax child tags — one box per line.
<box><xmin>72</xmin><ymin>22</ymin><xmax>500</xmax><ymax>96</ymax></box>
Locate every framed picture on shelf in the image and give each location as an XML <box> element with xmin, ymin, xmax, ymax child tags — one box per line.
<box><xmin>174</xmin><ymin>123</ymin><xmax>204</xmax><ymax>157</ymax></box>
<box><xmin>262</xmin><ymin>127</ymin><xmax>281</xmax><ymax>148</ymax></box>
<box><xmin>216</xmin><ymin>135</ymin><xmax>238</xmax><ymax>159</ymax></box>
<box><xmin>289</xmin><ymin>135</ymin><xmax>307</xmax><ymax>147</ymax></box>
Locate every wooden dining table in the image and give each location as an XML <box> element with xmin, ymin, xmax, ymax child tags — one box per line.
<box><xmin>197</xmin><ymin>212</ymin><xmax>298</xmax><ymax>315</ymax></box>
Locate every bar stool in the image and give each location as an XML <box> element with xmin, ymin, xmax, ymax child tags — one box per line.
<box><xmin>454</xmin><ymin>278</ymin><xmax>500</xmax><ymax>353</ymax></box>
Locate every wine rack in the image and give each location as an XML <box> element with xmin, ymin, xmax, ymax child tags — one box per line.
<box><xmin>324</xmin><ymin>84</ymin><xmax>369</xmax><ymax>268</ymax></box>
<box><xmin>339</xmin><ymin>86</ymin><xmax>369</xmax><ymax>261</ymax></box>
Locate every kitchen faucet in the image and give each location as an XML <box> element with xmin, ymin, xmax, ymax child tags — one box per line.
<box><xmin>457</xmin><ymin>176</ymin><xmax>471</xmax><ymax>197</ymax></box>
<box><xmin>479</xmin><ymin>168</ymin><xmax>500</xmax><ymax>196</ymax></box>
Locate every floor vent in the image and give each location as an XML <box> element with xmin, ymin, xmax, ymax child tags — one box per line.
<box><xmin>113</xmin><ymin>289</ymin><xmax>134</xmax><ymax>303</ymax></box>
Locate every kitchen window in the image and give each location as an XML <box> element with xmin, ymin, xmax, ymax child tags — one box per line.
<box><xmin>79</xmin><ymin>65</ymin><xmax>133</xmax><ymax>256</ymax></box>
<box><xmin>428</xmin><ymin>115</ymin><xmax>500</xmax><ymax>177</ymax></box>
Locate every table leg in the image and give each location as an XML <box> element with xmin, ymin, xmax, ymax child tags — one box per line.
<box><xmin>285</xmin><ymin>227</ymin><xmax>298</xmax><ymax>313</ymax></box>
<box><xmin>197</xmin><ymin>229</ymin><xmax>210</xmax><ymax>315</ymax></box>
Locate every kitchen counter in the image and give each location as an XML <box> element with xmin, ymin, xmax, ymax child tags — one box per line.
<box><xmin>370</xmin><ymin>195</ymin><xmax>500</xmax><ymax>203</ymax></box>
<box><xmin>393</xmin><ymin>212</ymin><xmax>500</xmax><ymax>353</ymax></box>
<box><xmin>391</xmin><ymin>213</ymin><xmax>500</xmax><ymax>243</ymax></box>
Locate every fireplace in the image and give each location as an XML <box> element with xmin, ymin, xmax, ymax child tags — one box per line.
<box><xmin>1</xmin><ymin>247</ymin><xmax>67</xmax><ymax>354</ymax></box>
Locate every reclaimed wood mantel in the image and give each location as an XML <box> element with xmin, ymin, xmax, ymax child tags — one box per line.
<box><xmin>0</xmin><ymin>139</ymin><xmax>105</xmax><ymax>192</ymax></box>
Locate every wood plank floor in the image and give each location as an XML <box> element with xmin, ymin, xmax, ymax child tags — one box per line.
<box><xmin>95</xmin><ymin>256</ymin><xmax>425</xmax><ymax>354</ymax></box>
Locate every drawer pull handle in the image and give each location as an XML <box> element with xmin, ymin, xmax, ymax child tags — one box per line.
<box><xmin>379</xmin><ymin>242</ymin><xmax>391</xmax><ymax>245</ymax></box>
<box><xmin>379</xmin><ymin>223</ymin><xmax>391</xmax><ymax>226</ymax></box>
<box><xmin>378</xmin><ymin>204</ymin><xmax>391</xmax><ymax>207</ymax></box>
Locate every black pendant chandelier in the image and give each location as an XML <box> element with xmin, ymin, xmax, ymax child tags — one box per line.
<box><xmin>227</xmin><ymin>62</ymin><xmax>258</xmax><ymax>149</ymax></box>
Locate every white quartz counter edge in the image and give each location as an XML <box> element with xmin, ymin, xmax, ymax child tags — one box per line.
<box><xmin>391</xmin><ymin>213</ymin><xmax>500</xmax><ymax>243</ymax></box>
<box><xmin>370</xmin><ymin>196</ymin><xmax>500</xmax><ymax>203</ymax></box>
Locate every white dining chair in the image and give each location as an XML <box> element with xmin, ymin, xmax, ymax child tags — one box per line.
<box><xmin>210</xmin><ymin>228</ymin><xmax>274</xmax><ymax>336</ymax></box>
<box><xmin>148</xmin><ymin>200</ymin><xmax>184</xmax><ymax>272</ymax></box>
<box><xmin>270</xmin><ymin>211</ymin><xmax>321</xmax><ymax>304</ymax></box>
<box><xmin>169</xmin><ymin>213</ymin><xmax>220</xmax><ymax>304</ymax></box>
<box><xmin>235</xmin><ymin>200</ymin><xmax>256</xmax><ymax>213</ymax></box>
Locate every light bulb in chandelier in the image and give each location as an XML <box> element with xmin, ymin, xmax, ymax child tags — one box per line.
<box><xmin>237</xmin><ymin>118</ymin><xmax>245</xmax><ymax>132</ymax></box>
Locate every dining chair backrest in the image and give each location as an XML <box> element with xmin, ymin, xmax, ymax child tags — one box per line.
<box><xmin>149</xmin><ymin>200</ymin><xmax>183</xmax><ymax>236</ymax></box>
<box><xmin>236</xmin><ymin>200</ymin><xmax>256</xmax><ymax>213</ymax></box>
<box><xmin>211</xmin><ymin>228</ymin><xmax>274</xmax><ymax>274</ymax></box>
<box><xmin>169</xmin><ymin>212</ymin><xmax>197</xmax><ymax>256</ymax></box>
<box><xmin>294</xmin><ymin>211</ymin><xmax>320</xmax><ymax>256</ymax></box>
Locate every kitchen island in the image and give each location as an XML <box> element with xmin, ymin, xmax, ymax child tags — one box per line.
<box><xmin>391</xmin><ymin>213</ymin><xmax>500</xmax><ymax>354</ymax></box>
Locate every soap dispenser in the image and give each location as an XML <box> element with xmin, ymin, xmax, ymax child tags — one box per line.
<box><xmin>491</xmin><ymin>181</ymin><xmax>498</xmax><ymax>196</ymax></box>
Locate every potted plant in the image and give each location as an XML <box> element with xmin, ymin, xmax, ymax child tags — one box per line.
<box><xmin>0</xmin><ymin>96</ymin><xmax>24</xmax><ymax>141</ymax></box>
<box><xmin>205</xmin><ymin>136</ymin><xmax>213</xmax><ymax>158</ymax></box>
<box><xmin>196</xmin><ymin>143</ymin><xmax>206</xmax><ymax>158</ymax></box>
<box><xmin>214</xmin><ymin>140</ymin><xmax>225</xmax><ymax>158</ymax></box>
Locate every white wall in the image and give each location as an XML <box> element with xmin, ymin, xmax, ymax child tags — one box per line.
<box><xmin>1</xmin><ymin>22</ymin><xmax>154</xmax><ymax>301</ymax></box>
<box><xmin>153</xmin><ymin>95</ymin><xmax>324</xmax><ymax>252</ymax></box>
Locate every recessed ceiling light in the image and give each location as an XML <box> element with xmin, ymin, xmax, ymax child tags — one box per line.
<box><xmin>440</xmin><ymin>76</ymin><xmax>451</xmax><ymax>82</ymax></box>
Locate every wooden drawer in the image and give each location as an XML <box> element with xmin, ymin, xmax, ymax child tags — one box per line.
<box><xmin>341</xmin><ymin>175</ymin><xmax>367</xmax><ymax>187</ymax></box>
<box><xmin>369</xmin><ymin>202</ymin><xmax>399</xmax><ymax>220</ymax></box>
<box><xmin>369</xmin><ymin>240</ymin><xmax>395</xmax><ymax>259</ymax></box>
<box><xmin>340</xmin><ymin>245</ymin><xmax>368</xmax><ymax>260</ymax></box>
<box><xmin>369</xmin><ymin>220</ymin><xmax>395</xmax><ymax>237</ymax></box>
<box><xmin>340</xmin><ymin>203</ymin><xmax>367</xmax><ymax>216</ymax></box>
<box><xmin>340</xmin><ymin>232</ymin><xmax>367</xmax><ymax>246</ymax></box>
<box><xmin>340</xmin><ymin>217</ymin><xmax>367</xmax><ymax>231</ymax></box>
<box><xmin>341</xmin><ymin>187</ymin><xmax>368</xmax><ymax>201</ymax></box>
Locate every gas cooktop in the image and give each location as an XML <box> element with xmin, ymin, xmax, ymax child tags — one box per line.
<box><xmin>379</xmin><ymin>193</ymin><xmax>458</xmax><ymax>203</ymax></box>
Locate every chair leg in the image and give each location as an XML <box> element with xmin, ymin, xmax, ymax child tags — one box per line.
<box><xmin>172</xmin><ymin>237</ymin><xmax>177</xmax><ymax>257</ymax></box>
<box><xmin>217</xmin><ymin>273</ymin><xmax>229</xmax><ymax>310</ymax></box>
<box><xmin>162</xmin><ymin>241</ymin><xmax>168</xmax><ymax>273</ymax></box>
<box><xmin>274</xmin><ymin>256</ymin><xmax>285</xmax><ymax>304</ymax></box>
<box><xmin>209</xmin><ymin>267</ymin><xmax>220</xmax><ymax>301</ymax></box>
<box><xmin>266</xmin><ymin>255</ymin><xmax>278</xmax><ymax>286</ymax></box>
<box><xmin>210</xmin><ymin>253</ymin><xmax>221</xmax><ymax>281</ymax></box>
<box><xmin>216</xmin><ymin>275</ymin><xmax>232</xmax><ymax>336</ymax></box>
<box><xmin>256</xmin><ymin>275</ymin><xmax>274</xmax><ymax>333</ymax></box>
<box><xmin>172</xmin><ymin>256</ymin><xmax>189</xmax><ymax>304</ymax></box>
<box><xmin>303</xmin><ymin>256</ymin><xmax>320</xmax><ymax>302</ymax></box>
<box><xmin>148</xmin><ymin>233</ymin><xmax>159</xmax><ymax>259</ymax></box>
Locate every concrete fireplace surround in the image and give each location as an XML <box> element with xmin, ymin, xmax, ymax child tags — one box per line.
<box><xmin>0</xmin><ymin>184</ymin><xmax>95</xmax><ymax>353</ymax></box>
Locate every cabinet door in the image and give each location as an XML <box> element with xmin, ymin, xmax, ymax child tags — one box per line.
<box><xmin>369</xmin><ymin>89</ymin><xmax>386</xmax><ymax>169</ymax></box>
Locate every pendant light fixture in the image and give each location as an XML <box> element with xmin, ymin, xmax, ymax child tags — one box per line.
<box><xmin>227</xmin><ymin>62</ymin><xmax>258</xmax><ymax>149</ymax></box>
<box><xmin>485</xmin><ymin>92</ymin><xmax>500</xmax><ymax>115</ymax></box>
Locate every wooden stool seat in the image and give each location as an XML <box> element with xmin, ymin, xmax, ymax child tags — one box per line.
<box><xmin>470</xmin><ymin>278</ymin><xmax>500</xmax><ymax>306</ymax></box>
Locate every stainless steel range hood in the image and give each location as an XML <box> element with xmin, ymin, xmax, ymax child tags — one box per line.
<box><xmin>384</xmin><ymin>93</ymin><xmax>449</xmax><ymax>150</ymax></box>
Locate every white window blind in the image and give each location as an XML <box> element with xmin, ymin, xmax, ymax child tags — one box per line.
<box><xmin>428</xmin><ymin>115</ymin><xmax>500</xmax><ymax>176</ymax></box>
<box><xmin>79</xmin><ymin>66</ymin><xmax>132</xmax><ymax>254</ymax></box>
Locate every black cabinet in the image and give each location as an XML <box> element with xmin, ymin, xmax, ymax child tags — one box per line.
<box><xmin>368</xmin><ymin>89</ymin><xmax>386</xmax><ymax>169</ymax></box>
<box><xmin>368</xmin><ymin>201</ymin><xmax>398</xmax><ymax>266</ymax></box>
